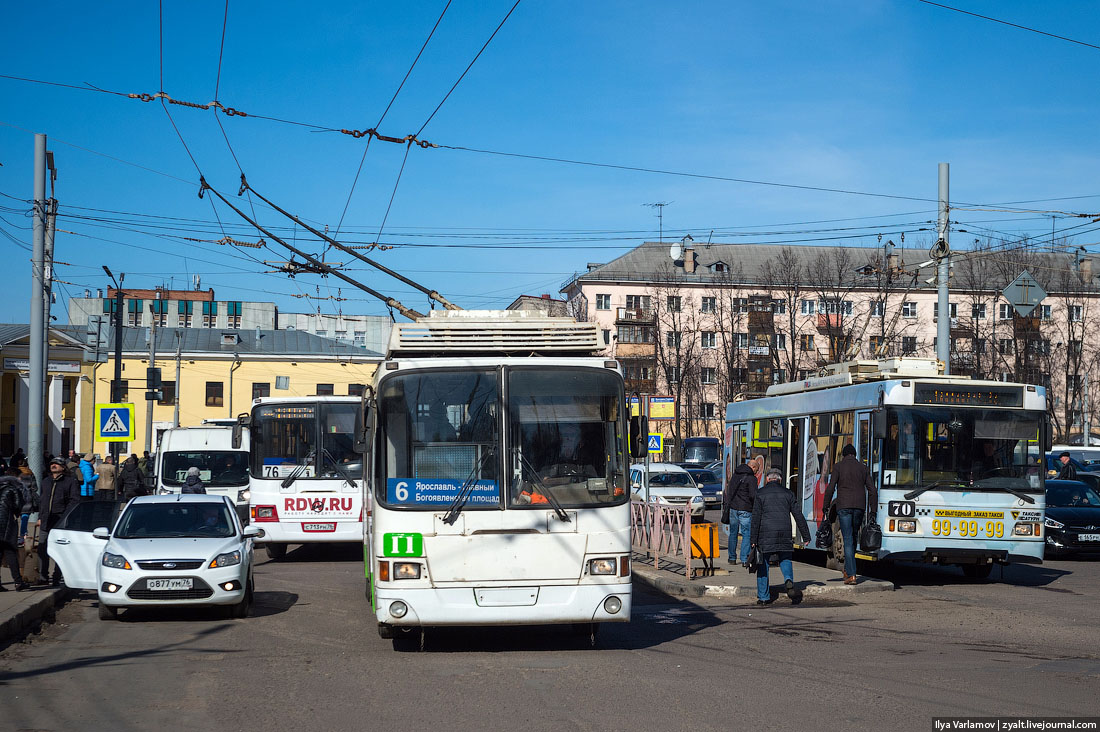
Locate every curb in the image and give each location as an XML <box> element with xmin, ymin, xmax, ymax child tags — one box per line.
<box><xmin>632</xmin><ymin>565</ymin><xmax>706</xmax><ymax>598</ymax></box>
<box><xmin>0</xmin><ymin>588</ymin><xmax>73</xmax><ymax>644</ymax></box>
<box><xmin>632</xmin><ymin>564</ymin><xmax>894</xmax><ymax>600</ymax></box>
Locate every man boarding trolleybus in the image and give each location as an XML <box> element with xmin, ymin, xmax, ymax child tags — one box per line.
<box><xmin>363</xmin><ymin>311</ymin><xmax>638</xmax><ymax>649</ymax></box>
<box><xmin>723</xmin><ymin>358</ymin><xmax>1047</xmax><ymax>578</ymax></box>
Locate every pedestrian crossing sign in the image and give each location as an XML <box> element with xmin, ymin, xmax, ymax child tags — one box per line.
<box><xmin>647</xmin><ymin>433</ymin><xmax>663</xmax><ymax>453</ymax></box>
<box><xmin>96</xmin><ymin>403</ymin><xmax>135</xmax><ymax>442</ymax></box>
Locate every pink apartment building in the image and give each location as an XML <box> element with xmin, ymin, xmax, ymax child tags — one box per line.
<box><xmin>561</xmin><ymin>241</ymin><xmax>1099</xmax><ymax>457</ymax></box>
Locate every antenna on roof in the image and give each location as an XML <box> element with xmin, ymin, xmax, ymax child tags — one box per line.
<box><xmin>643</xmin><ymin>202</ymin><xmax>672</xmax><ymax>244</ymax></box>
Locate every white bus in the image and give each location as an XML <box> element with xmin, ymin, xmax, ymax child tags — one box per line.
<box><xmin>365</xmin><ymin>311</ymin><xmax>636</xmax><ymax>649</ymax></box>
<box><xmin>244</xmin><ymin>396</ymin><xmax>365</xmax><ymax>560</ymax></box>
<box><xmin>155</xmin><ymin>426</ymin><xmax>251</xmax><ymax>522</ymax></box>
<box><xmin>723</xmin><ymin>358</ymin><xmax>1047</xmax><ymax>578</ymax></box>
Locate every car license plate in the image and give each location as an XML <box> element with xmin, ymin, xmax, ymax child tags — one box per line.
<box><xmin>1079</xmin><ymin>533</ymin><xmax>1100</xmax><ymax>542</ymax></box>
<box><xmin>302</xmin><ymin>522</ymin><xmax>335</xmax><ymax>532</ymax></box>
<box><xmin>147</xmin><ymin>578</ymin><xmax>192</xmax><ymax>591</ymax></box>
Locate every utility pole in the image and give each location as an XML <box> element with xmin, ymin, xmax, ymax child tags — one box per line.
<box><xmin>1083</xmin><ymin>373</ymin><xmax>1091</xmax><ymax>448</ymax></box>
<box><xmin>935</xmin><ymin>163</ymin><xmax>951</xmax><ymax>373</ymax></box>
<box><xmin>28</xmin><ymin>135</ymin><xmax>47</xmax><ymax>484</ymax></box>
<box><xmin>173</xmin><ymin>329</ymin><xmax>182</xmax><ymax>427</ymax></box>
<box><xmin>144</xmin><ymin>303</ymin><xmax>158</xmax><ymax>453</ymax></box>
<box><xmin>42</xmin><ymin>152</ymin><xmax>57</xmax><ymax>445</ymax></box>
<box><xmin>103</xmin><ymin>267</ymin><xmax>125</xmax><ymax>472</ymax></box>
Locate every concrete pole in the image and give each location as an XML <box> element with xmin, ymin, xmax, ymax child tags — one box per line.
<box><xmin>1084</xmin><ymin>373</ymin><xmax>1091</xmax><ymax>447</ymax></box>
<box><xmin>111</xmin><ymin>282</ymin><xmax>124</xmax><ymax>472</ymax></box>
<box><xmin>144</xmin><ymin>308</ymin><xmax>157</xmax><ymax>453</ymax></box>
<box><xmin>43</xmin><ymin>199</ymin><xmax>57</xmax><ymax>400</ymax></box>
<box><xmin>28</xmin><ymin>134</ymin><xmax>46</xmax><ymax>484</ymax></box>
<box><xmin>173</xmin><ymin>330</ymin><xmax>182</xmax><ymax>427</ymax></box>
<box><xmin>936</xmin><ymin>163</ymin><xmax>951</xmax><ymax>374</ymax></box>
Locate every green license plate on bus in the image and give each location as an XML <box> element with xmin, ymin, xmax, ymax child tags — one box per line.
<box><xmin>383</xmin><ymin>532</ymin><xmax>424</xmax><ymax>557</ymax></box>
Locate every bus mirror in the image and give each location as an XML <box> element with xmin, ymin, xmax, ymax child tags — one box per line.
<box><xmin>1043</xmin><ymin>413</ymin><xmax>1053</xmax><ymax>452</ymax></box>
<box><xmin>355</xmin><ymin>392</ymin><xmax>374</xmax><ymax>454</ymax></box>
<box><xmin>232</xmin><ymin>413</ymin><xmax>249</xmax><ymax>450</ymax></box>
<box><xmin>872</xmin><ymin>410</ymin><xmax>887</xmax><ymax>440</ymax></box>
<box><xmin>629</xmin><ymin>415</ymin><xmax>649</xmax><ymax>458</ymax></box>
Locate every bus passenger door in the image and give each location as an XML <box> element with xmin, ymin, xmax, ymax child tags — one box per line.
<box><xmin>856</xmin><ymin>411</ymin><xmax>880</xmax><ymax>489</ymax></box>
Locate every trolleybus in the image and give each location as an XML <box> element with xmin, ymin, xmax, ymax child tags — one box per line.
<box><xmin>364</xmin><ymin>311</ymin><xmax>636</xmax><ymax>648</ymax></box>
<box><xmin>723</xmin><ymin>358</ymin><xmax>1047</xmax><ymax>577</ymax></box>
<box><xmin>243</xmin><ymin>396</ymin><xmax>364</xmax><ymax>560</ymax></box>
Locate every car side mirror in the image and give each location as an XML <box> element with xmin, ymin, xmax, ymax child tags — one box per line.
<box><xmin>242</xmin><ymin>526</ymin><xmax>266</xmax><ymax>539</ymax></box>
<box><xmin>92</xmin><ymin>527</ymin><xmax>111</xmax><ymax>540</ymax></box>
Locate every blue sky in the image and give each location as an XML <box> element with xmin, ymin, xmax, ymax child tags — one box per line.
<box><xmin>2</xmin><ymin>1</ymin><xmax>1098</xmax><ymax>323</ymax></box>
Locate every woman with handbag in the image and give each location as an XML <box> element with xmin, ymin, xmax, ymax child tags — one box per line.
<box><xmin>750</xmin><ymin>467</ymin><xmax>811</xmax><ymax>606</ymax></box>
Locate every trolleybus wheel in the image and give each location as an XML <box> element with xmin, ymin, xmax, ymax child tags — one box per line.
<box><xmin>266</xmin><ymin>543</ymin><xmax>287</xmax><ymax>562</ymax></box>
<box><xmin>826</xmin><ymin>520</ymin><xmax>844</xmax><ymax>572</ymax></box>
<box><xmin>962</xmin><ymin>563</ymin><xmax>993</xmax><ymax>580</ymax></box>
<box><xmin>392</xmin><ymin>627</ymin><xmax>423</xmax><ymax>652</ymax></box>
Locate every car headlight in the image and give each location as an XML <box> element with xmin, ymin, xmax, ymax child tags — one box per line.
<box><xmin>589</xmin><ymin>558</ymin><xmax>616</xmax><ymax>575</ymax></box>
<box><xmin>102</xmin><ymin>553</ymin><xmax>132</xmax><ymax>570</ymax></box>
<box><xmin>393</xmin><ymin>561</ymin><xmax>421</xmax><ymax>579</ymax></box>
<box><xmin>237</xmin><ymin>489</ymin><xmax>250</xmax><ymax>503</ymax></box>
<box><xmin>691</xmin><ymin>495</ymin><xmax>704</xmax><ymax>503</ymax></box>
<box><xmin>1044</xmin><ymin>517</ymin><xmax>1065</xmax><ymax>530</ymax></box>
<box><xmin>210</xmin><ymin>550</ymin><xmax>242</xmax><ymax>568</ymax></box>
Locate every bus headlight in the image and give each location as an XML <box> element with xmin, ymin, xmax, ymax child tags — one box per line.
<box><xmin>393</xmin><ymin>562</ymin><xmax>421</xmax><ymax>580</ymax></box>
<box><xmin>896</xmin><ymin>520</ymin><xmax>916</xmax><ymax>533</ymax></box>
<box><xmin>603</xmin><ymin>596</ymin><xmax>622</xmax><ymax>614</ymax></box>
<box><xmin>1045</xmin><ymin>517</ymin><xmax>1064</xmax><ymax>530</ymax></box>
<box><xmin>589</xmin><ymin>558</ymin><xmax>616</xmax><ymax>575</ymax></box>
<box><xmin>389</xmin><ymin>601</ymin><xmax>408</xmax><ymax>618</ymax></box>
<box><xmin>237</xmin><ymin>489</ymin><xmax>250</xmax><ymax>503</ymax></box>
<box><xmin>1013</xmin><ymin>523</ymin><xmax>1038</xmax><ymax>536</ymax></box>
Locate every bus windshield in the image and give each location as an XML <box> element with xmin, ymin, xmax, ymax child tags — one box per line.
<box><xmin>682</xmin><ymin>439</ymin><xmax>719</xmax><ymax>465</ymax></box>
<box><xmin>161</xmin><ymin>451</ymin><xmax>249</xmax><ymax>487</ymax></box>
<box><xmin>884</xmin><ymin>407</ymin><xmax>1043</xmax><ymax>492</ymax></box>
<box><xmin>507</xmin><ymin>368</ymin><xmax>627</xmax><ymax>509</ymax></box>
<box><xmin>252</xmin><ymin>402</ymin><xmax>361</xmax><ymax>480</ymax></box>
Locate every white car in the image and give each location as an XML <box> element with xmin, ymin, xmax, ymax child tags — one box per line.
<box><xmin>629</xmin><ymin>463</ymin><xmax>706</xmax><ymax>518</ymax></box>
<box><xmin>48</xmin><ymin>494</ymin><xmax>263</xmax><ymax>620</ymax></box>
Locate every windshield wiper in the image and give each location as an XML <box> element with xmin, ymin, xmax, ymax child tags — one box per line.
<box><xmin>442</xmin><ymin>447</ymin><xmax>495</xmax><ymax>526</ymax></box>
<box><xmin>989</xmin><ymin>483</ymin><xmax>1036</xmax><ymax>504</ymax></box>
<box><xmin>322</xmin><ymin>448</ymin><xmax>358</xmax><ymax>490</ymax></box>
<box><xmin>281</xmin><ymin>449</ymin><xmax>316</xmax><ymax>489</ymax></box>
<box><xmin>903</xmin><ymin>480</ymin><xmax>969</xmax><ymax>500</ymax></box>
<box><xmin>515</xmin><ymin>450</ymin><xmax>571</xmax><ymax>523</ymax></box>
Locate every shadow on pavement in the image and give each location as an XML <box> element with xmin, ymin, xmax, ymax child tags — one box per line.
<box><xmin>251</xmin><ymin>591</ymin><xmax>299</xmax><ymax>617</ymax></box>
<box><xmin>257</xmin><ymin>543</ymin><xmax>363</xmax><ymax>565</ymax></box>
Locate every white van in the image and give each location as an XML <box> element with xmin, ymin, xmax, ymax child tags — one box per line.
<box><xmin>156</xmin><ymin>426</ymin><xmax>250</xmax><ymax>522</ymax></box>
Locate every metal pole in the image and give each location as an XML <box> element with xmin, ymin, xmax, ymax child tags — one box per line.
<box><xmin>173</xmin><ymin>330</ymin><xmax>182</xmax><ymax>427</ymax></box>
<box><xmin>28</xmin><ymin>134</ymin><xmax>46</xmax><ymax>485</ymax></box>
<box><xmin>936</xmin><ymin>163</ymin><xmax>951</xmax><ymax>373</ymax></box>
<box><xmin>144</xmin><ymin>307</ymin><xmax>156</xmax><ymax>453</ymax></box>
<box><xmin>111</xmin><ymin>281</ymin><xmax>124</xmax><ymax>476</ymax></box>
<box><xmin>1083</xmin><ymin>373</ymin><xmax>1091</xmax><ymax>447</ymax></box>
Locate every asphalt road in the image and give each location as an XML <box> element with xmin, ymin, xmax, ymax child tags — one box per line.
<box><xmin>3</xmin><ymin>546</ymin><xmax>1099</xmax><ymax>732</ymax></box>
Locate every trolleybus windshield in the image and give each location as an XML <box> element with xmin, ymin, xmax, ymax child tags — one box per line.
<box><xmin>884</xmin><ymin>407</ymin><xmax>1042</xmax><ymax>492</ymax></box>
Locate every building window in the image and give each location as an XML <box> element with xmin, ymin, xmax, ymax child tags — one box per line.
<box><xmin>700</xmin><ymin>402</ymin><xmax>717</xmax><ymax>419</ymax></box>
<box><xmin>158</xmin><ymin>381</ymin><xmax>176</xmax><ymax>406</ymax></box>
<box><xmin>901</xmin><ymin>301</ymin><xmax>917</xmax><ymax>318</ymax></box>
<box><xmin>602</xmin><ymin>329</ymin><xmax>611</xmax><ymax>345</ymax></box>
<box><xmin>617</xmin><ymin>325</ymin><xmax>654</xmax><ymax>344</ymax></box>
<box><xmin>667</xmin><ymin>331</ymin><xmax>682</xmax><ymax>349</ymax></box>
<box><xmin>202</xmin><ymin>300</ymin><xmax>218</xmax><ymax>328</ymax></box>
<box><xmin>998</xmin><ymin>339</ymin><xmax>1013</xmax><ymax>355</ymax></box>
<box><xmin>623</xmin><ymin>363</ymin><xmax>652</xmax><ymax>381</ymax></box>
<box><xmin>798</xmin><ymin>370</ymin><xmax>810</xmax><ymax>381</ymax></box>
<box><xmin>869</xmin><ymin>335</ymin><xmax>884</xmax><ymax>353</ymax></box>
<box><xmin>935</xmin><ymin>302</ymin><xmax>958</xmax><ymax>321</ymax></box>
<box><xmin>316</xmin><ymin>384</ymin><xmax>335</xmax><ymax>396</ymax></box>
<box><xmin>901</xmin><ymin>336</ymin><xmax>918</xmax><ymax>355</ymax></box>
<box><xmin>700</xmin><ymin>296</ymin><xmax>716</xmax><ymax>313</ymax></box>
<box><xmin>1069</xmin><ymin>340</ymin><xmax>1083</xmax><ymax>357</ymax></box>
<box><xmin>998</xmin><ymin>303</ymin><xmax>1012</xmax><ymax>320</ymax></box>
<box><xmin>667</xmin><ymin>366</ymin><xmax>681</xmax><ymax>383</ymax></box>
<box><xmin>773</xmin><ymin>369</ymin><xmax>787</xmax><ymax>384</ymax></box>
<box><xmin>971</xmin><ymin>303</ymin><xmax>986</xmax><ymax>320</ymax></box>
<box><xmin>353</xmin><ymin>330</ymin><xmax>366</xmax><ymax>346</ymax></box>
<box><xmin>1039</xmin><ymin>304</ymin><xmax>1051</xmax><ymax>320</ymax></box>
<box><xmin>819</xmin><ymin>300</ymin><xmax>853</xmax><ymax>315</ymax></box>
<box><xmin>870</xmin><ymin>300</ymin><xmax>885</xmax><ymax>317</ymax></box>
<box><xmin>625</xmin><ymin>294</ymin><xmax>650</xmax><ymax>310</ymax></box>
<box><xmin>972</xmin><ymin>338</ymin><xmax>986</xmax><ymax>354</ymax></box>
<box><xmin>800</xmin><ymin>333</ymin><xmax>815</xmax><ymax>351</ymax></box>
<box><xmin>735</xmin><ymin>333</ymin><xmax>749</xmax><ymax>349</ymax></box>
<box><xmin>102</xmin><ymin>299</ymin><xmax>118</xmax><ymax>314</ymax></box>
<box><xmin>227</xmin><ymin>301</ymin><xmax>243</xmax><ymax>329</ymax></box>
<box><xmin>127</xmin><ymin>299</ymin><xmax>142</xmax><ymax>327</ymax></box>
<box><xmin>701</xmin><ymin>367</ymin><xmax>717</xmax><ymax>384</ymax></box>
<box><xmin>999</xmin><ymin>371</ymin><xmax>1013</xmax><ymax>382</ymax></box>
<box><xmin>666</xmin><ymin>296</ymin><xmax>681</xmax><ymax>313</ymax></box>
<box><xmin>1070</xmin><ymin>305</ymin><xmax>1083</xmax><ymax>322</ymax></box>
<box><xmin>711</xmin><ymin>262</ymin><xmax>728</xmax><ymax>273</ymax></box>
<box><xmin>252</xmin><ymin>382</ymin><xmax>270</xmax><ymax>400</ymax></box>
<box><xmin>114</xmin><ymin>379</ymin><xmax>129</xmax><ymax>402</ymax></box>
<box><xmin>701</xmin><ymin>331</ymin><xmax>716</xmax><ymax>349</ymax></box>
<box><xmin>595</xmin><ymin>294</ymin><xmax>611</xmax><ymax>310</ymax></box>
<box><xmin>348</xmin><ymin>383</ymin><xmax>366</xmax><ymax>397</ymax></box>
<box><xmin>773</xmin><ymin>300</ymin><xmax>787</xmax><ymax>314</ymax></box>
<box><xmin>800</xmin><ymin>300</ymin><xmax>815</xmax><ymax>315</ymax></box>
<box><xmin>205</xmin><ymin>381</ymin><xmax>224</xmax><ymax>407</ymax></box>
<box><xmin>772</xmin><ymin>333</ymin><xmax>787</xmax><ymax>350</ymax></box>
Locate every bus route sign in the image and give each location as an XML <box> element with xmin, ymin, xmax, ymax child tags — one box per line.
<box><xmin>382</xmin><ymin>533</ymin><xmax>424</xmax><ymax>557</ymax></box>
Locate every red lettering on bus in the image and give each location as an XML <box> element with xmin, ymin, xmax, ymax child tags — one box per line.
<box><xmin>284</xmin><ymin>498</ymin><xmax>295</xmax><ymax>512</ymax></box>
<box><xmin>296</xmin><ymin>498</ymin><xmax>308</xmax><ymax>511</ymax></box>
<box><xmin>341</xmin><ymin>498</ymin><xmax>353</xmax><ymax>511</ymax></box>
<box><xmin>329</xmin><ymin>497</ymin><xmax>339</xmax><ymax>511</ymax></box>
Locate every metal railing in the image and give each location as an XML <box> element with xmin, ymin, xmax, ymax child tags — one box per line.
<box><xmin>630</xmin><ymin>499</ymin><xmax>693</xmax><ymax>577</ymax></box>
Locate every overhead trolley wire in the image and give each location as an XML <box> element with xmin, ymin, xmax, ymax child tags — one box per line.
<box><xmin>915</xmin><ymin>0</ymin><xmax>1100</xmax><ymax>52</ymax></box>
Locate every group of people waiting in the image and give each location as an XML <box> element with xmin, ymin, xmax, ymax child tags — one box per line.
<box><xmin>721</xmin><ymin>444</ymin><xmax>876</xmax><ymax>605</ymax></box>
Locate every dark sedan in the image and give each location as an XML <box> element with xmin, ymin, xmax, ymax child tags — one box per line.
<box><xmin>1045</xmin><ymin>480</ymin><xmax>1100</xmax><ymax>557</ymax></box>
<box><xmin>685</xmin><ymin>468</ymin><xmax>723</xmax><ymax>507</ymax></box>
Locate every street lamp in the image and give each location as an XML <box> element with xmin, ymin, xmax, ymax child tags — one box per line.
<box><xmin>103</xmin><ymin>267</ymin><xmax>125</xmax><ymax>494</ymax></box>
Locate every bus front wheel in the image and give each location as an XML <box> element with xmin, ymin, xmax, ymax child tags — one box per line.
<box><xmin>266</xmin><ymin>543</ymin><xmax>287</xmax><ymax>561</ymax></box>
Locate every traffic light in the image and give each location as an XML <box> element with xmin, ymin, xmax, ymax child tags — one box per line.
<box><xmin>146</xmin><ymin>367</ymin><xmax>162</xmax><ymax>388</ymax></box>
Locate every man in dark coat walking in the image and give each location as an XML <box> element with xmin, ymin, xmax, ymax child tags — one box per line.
<box><xmin>750</xmin><ymin>467</ymin><xmax>811</xmax><ymax>605</ymax></box>
<box><xmin>1057</xmin><ymin>452</ymin><xmax>1078</xmax><ymax>481</ymax></box>
<box><xmin>722</xmin><ymin>460</ymin><xmax>757</xmax><ymax>565</ymax></box>
<box><xmin>823</xmin><ymin>443</ymin><xmax>877</xmax><ymax>585</ymax></box>
<box><xmin>37</xmin><ymin>458</ymin><xmax>80</xmax><ymax>586</ymax></box>
<box><xmin>0</xmin><ymin>471</ymin><xmax>29</xmax><ymax>590</ymax></box>
<box><xmin>120</xmin><ymin>455</ymin><xmax>147</xmax><ymax>499</ymax></box>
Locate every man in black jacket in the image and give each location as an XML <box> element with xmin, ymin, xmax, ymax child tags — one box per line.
<box><xmin>750</xmin><ymin>467</ymin><xmax>811</xmax><ymax>605</ymax></box>
<box><xmin>37</xmin><ymin>458</ymin><xmax>80</xmax><ymax>586</ymax></box>
<box><xmin>1057</xmin><ymin>452</ymin><xmax>1078</xmax><ymax>481</ymax></box>
<box><xmin>722</xmin><ymin>460</ymin><xmax>757</xmax><ymax>565</ymax></box>
<box><xmin>823</xmin><ymin>444</ymin><xmax>877</xmax><ymax>585</ymax></box>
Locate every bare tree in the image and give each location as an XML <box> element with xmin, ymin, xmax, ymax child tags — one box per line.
<box><xmin>760</xmin><ymin>247</ymin><xmax>812</xmax><ymax>378</ymax></box>
<box><xmin>807</xmin><ymin>248</ymin><xmax>861</xmax><ymax>363</ymax></box>
<box><xmin>649</xmin><ymin>268</ymin><xmax>703</xmax><ymax>460</ymax></box>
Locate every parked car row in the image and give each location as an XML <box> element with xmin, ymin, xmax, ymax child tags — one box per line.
<box><xmin>1044</xmin><ymin>479</ymin><xmax>1100</xmax><ymax>558</ymax></box>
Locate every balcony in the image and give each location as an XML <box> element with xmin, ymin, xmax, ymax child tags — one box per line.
<box><xmin>816</xmin><ymin>313</ymin><xmax>845</xmax><ymax>334</ymax></box>
<box><xmin>616</xmin><ymin>307</ymin><xmax>654</xmax><ymax>324</ymax></box>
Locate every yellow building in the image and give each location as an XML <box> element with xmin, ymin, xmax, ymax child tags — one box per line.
<box><xmin>77</xmin><ymin>328</ymin><xmax>380</xmax><ymax>456</ymax></box>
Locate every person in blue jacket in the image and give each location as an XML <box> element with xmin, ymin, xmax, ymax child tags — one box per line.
<box><xmin>78</xmin><ymin>453</ymin><xmax>99</xmax><ymax>498</ymax></box>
